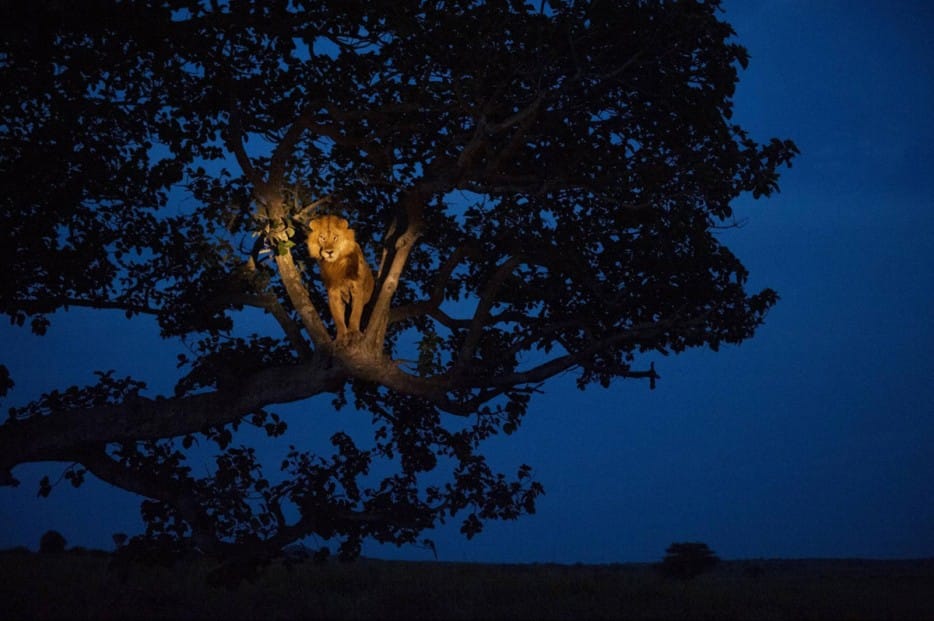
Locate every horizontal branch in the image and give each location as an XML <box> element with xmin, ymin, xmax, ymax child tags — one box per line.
<box><xmin>467</xmin><ymin>320</ymin><xmax>674</xmax><ymax>389</ymax></box>
<box><xmin>0</xmin><ymin>358</ymin><xmax>344</xmax><ymax>485</ymax></box>
<box><xmin>7</xmin><ymin>296</ymin><xmax>160</xmax><ymax>317</ymax></box>
<box><xmin>389</xmin><ymin>303</ymin><xmax>471</xmax><ymax>330</ymax></box>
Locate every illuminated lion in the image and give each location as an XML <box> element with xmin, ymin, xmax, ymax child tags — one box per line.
<box><xmin>306</xmin><ymin>215</ymin><xmax>375</xmax><ymax>337</ymax></box>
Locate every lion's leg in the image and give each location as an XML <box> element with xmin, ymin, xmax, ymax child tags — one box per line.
<box><xmin>328</xmin><ymin>292</ymin><xmax>348</xmax><ymax>338</ymax></box>
<box><xmin>348</xmin><ymin>290</ymin><xmax>364</xmax><ymax>334</ymax></box>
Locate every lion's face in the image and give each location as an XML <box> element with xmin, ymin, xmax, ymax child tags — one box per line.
<box><xmin>307</xmin><ymin>215</ymin><xmax>356</xmax><ymax>263</ymax></box>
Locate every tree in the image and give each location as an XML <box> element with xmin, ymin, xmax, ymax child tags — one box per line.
<box><xmin>39</xmin><ymin>530</ymin><xmax>67</xmax><ymax>555</ymax></box>
<box><xmin>658</xmin><ymin>542</ymin><xmax>721</xmax><ymax>579</ymax></box>
<box><xmin>0</xmin><ymin>0</ymin><xmax>797</xmax><ymax>571</ymax></box>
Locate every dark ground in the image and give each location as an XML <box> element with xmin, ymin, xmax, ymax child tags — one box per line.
<box><xmin>2</xmin><ymin>548</ymin><xmax>932</xmax><ymax>620</ymax></box>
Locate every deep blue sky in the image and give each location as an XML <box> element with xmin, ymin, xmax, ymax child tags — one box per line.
<box><xmin>2</xmin><ymin>1</ymin><xmax>932</xmax><ymax>563</ymax></box>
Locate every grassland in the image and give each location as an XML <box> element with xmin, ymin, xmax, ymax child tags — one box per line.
<box><xmin>1</xmin><ymin>549</ymin><xmax>932</xmax><ymax>619</ymax></box>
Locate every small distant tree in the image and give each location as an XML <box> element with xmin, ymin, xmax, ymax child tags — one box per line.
<box><xmin>39</xmin><ymin>530</ymin><xmax>67</xmax><ymax>554</ymax></box>
<box><xmin>659</xmin><ymin>542</ymin><xmax>720</xmax><ymax>579</ymax></box>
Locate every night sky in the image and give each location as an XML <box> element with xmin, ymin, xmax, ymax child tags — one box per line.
<box><xmin>2</xmin><ymin>1</ymin><xmax>932</xmax><ymax>563</ymax></box>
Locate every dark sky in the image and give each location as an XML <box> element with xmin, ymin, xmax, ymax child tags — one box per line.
<box><xmin>2</xmin><ymin>1</ymin><xmax>932</xmax><ymax>563</ymax></box>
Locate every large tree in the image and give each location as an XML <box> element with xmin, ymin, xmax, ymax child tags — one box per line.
<box><xmin>0</xmin><ymin>0</ymin><xmax>796</xmax><ymax>570</ymax></box>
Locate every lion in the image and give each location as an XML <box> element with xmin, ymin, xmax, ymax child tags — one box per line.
<box><xmin>306</xmin><ymin>215</ymin><xmax>375</xmax><ymax>338</ymax></box>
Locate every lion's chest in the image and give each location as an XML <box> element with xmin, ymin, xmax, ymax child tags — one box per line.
<box><xmin>318</xmin><ymin>252</ymin><xmax>364</xmax><ymax>299</ymax></box>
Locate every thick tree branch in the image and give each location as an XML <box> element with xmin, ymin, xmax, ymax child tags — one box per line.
<box><xmin>273</xmin><ymin>252</ymin><xmax>333</xmax><ymax>349</ymax></box>
<box><xmin>487</xmin><ymin>93</ymin><xmax>545</xmax><ymax>135</ymax></box>
<box><xmin>246</xmin><ymin>255</ymin><xmax>314</xmax><ymax>357</ymax></box>
<box><xmin>363</xmin><ymin>188</ymin><xmax>432</xmax><ymax>349</ymax></box>
<box><xmin>226</xmin><ymin>99</ymin><xmax>352</xmax><ymax>350</ymax></box>
<box><xmin>365</xmin><ymin>224</ymin><xmax>420</xmax><ymax>347</ymax></box>
<box><xmin>0</xmin><ymin>359</ymin><xmax>344</xmax><ymax>484</ymax></box>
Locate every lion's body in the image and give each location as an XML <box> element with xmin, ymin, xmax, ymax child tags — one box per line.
<box><xmin>306</xmin><ymin>215</ymin><xmax>375</xmax><ymax>337</ymax></box>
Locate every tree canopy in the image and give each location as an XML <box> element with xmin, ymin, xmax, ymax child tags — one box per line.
<box><xmin>0</xmin><ymin>0</ymin><xmax>796</xmax><ymax>571</ymax></box>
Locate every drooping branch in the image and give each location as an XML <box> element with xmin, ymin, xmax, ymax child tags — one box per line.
<box><xmin>76</xmin><ymin>447</ymin><xmax>221</xmax><ymax>552</ymax></box>
<box><xmin>8</xmin><ymin>296</ymin><xmax>161</xmax><ymax>317</ymax></box>
<box><xmin>78</xmin><ymin>445</ymin><xmax>415</xmax><ymax>564</ymax></box>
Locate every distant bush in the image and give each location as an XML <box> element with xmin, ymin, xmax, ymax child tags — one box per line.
<box><xmin>659</xmin><ymin>542</ymin><xmax>719</xmax><ymax>579</ymax></box>
<box><xmin>39</xmin><ymin>530</ymin><xmax>67</xmax><ymax>554</ymax></box>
